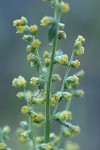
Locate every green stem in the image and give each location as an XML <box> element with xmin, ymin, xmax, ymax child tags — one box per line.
<box><xmin>36</xmin><ymin>49</ymin><xmax>47</xmax><ymax>81</ymax></box>
<box><xmin>24</xmin><ymin>90</ymin><xmax>36</xmax><ymax>150</ymax></box>
<box><xmin>29</xmin><ymin>117</ymin><xmax>36</xmax><ymax>150</ymax></box>
<box><xmin>44</xmin><ymin>7</ymin><xmax>61</xmax><ymax>143</ymax></box>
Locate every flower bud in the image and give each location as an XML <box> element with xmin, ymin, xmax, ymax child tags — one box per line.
<box><xmin>3</xmin><ymin>126</ymin><xmax>10</xmax><ymax>134</ymax></box>
<box><xmin>65</xmin><ymin>141</ymin><xmax>80</xmax><ymax>150</ymax></box>
<box><xmin>31</xmin><ymin>39</ymin><xmax>41</xmax><ymax>49</ymax></box>
<box><xmin>22</xmin><ymin>34</ymin><xmax>33</xmax><ymax>42</ymax></box>
<box><xmin>21</xmin><ymin>106</ymin><xmax>29</xmax><ymax>114</ymax></box>
<box><xmin>30</xmin><ymin>77</ymin><xmax>38</xmax><ymax>85</ymax></box>
<box><xmin>29</xmin><ymin>25</ymin><xmax>38</xmax><ymax>34</ymax></box>
<box><xmin>12</xmin><ymin>76</ymin><xmax>26</xmax><ymax>89</ymax></box>
<box><xmin>54</xmin><ymin>110</ymin><xmax>72</xmax><ymax>121</ymax></box>
<box><xmin>37</xmin><ymin>143</ymin><xmax>52</xmax><ymax>150</ymax></box>
<box><xmin>20</xmin><ymin>131</ymin><xmax>30</xmax><ymax>140</ymax></box>
<box><xmin>59</xmin><ymin>23</ymin><xmax>65</xmax><ymax>30</ymax></box>
<box><xmin>31</xmin><ymin>112</ymin><xmax>44</xmax><ymax>123</ymax></box>
<box><xmin>20</xmin><ymin>121</ymin><xmax>29</xmax><ymax>130</ymax></box>
<box><xmin>59</xmin><ymin>2</ymin><xmax>70</xmax><ymax>13</ymax></box>
<box><xmin>27</xmin><ymin>53</ymin><xmax>38</xmax><ymax>64</ymax></box>
<box><xmin>0</xmin><ymin>143</ymin><xmax>7</xmax><ymax>150</ymax></box>
<box><xmin>16</xmin><ymin>92</ymin><xmax>26</xmax><ymax>100</ymax></box>
<box><xmin>62</xmin><ymin>92</ymin><xmax>72</xmax><ymax>101</ymax></box>
<box><xmin>70</xmin><ymin>60</ymin><xmax>80</xmax><ymax>68</ymax></box>
<box><xmin>52</xmin><ymin>74</ymin><xmax>61</xmax><ymax>82</ymax></box>
<box><xmin>72</xmin><ymin>89</ymin><xmax>85</xmax><ymax>98</ymax></box>
<box><xmin>55</xmin><ymin>54</ymin><xmax>68</xmax><ymax>65</ymax></box>
<box><xmin>41</xmin><ymin>16</ymin><xmax>54</xmax><ymax>26</ymax></box>
<box><xmin>44</xmin><ymin>58</ymin><xmax>50</xmax><ymax>67</ymax></box>
<box><xmin>57</xmin><ymin>30</ymin><xmax>67</xmax><ymax>40</ymax></box>
<box><xmin>75</xmin><ymin>69</ymin><xmax>85</xmax><ymax>79</ymax></box>
<box><xmin>66</xmin><ymin>75</ymin><xmax>79</xmax><ymax>84</ymax></box>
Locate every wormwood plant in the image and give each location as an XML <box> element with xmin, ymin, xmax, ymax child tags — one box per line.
<box><xmin>0</xmin><ymin>0</ymin><xmax>85</xmax><ymax>150</ymax></box>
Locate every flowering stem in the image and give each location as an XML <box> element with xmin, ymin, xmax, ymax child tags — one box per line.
<box><xmin>56</xmin><ymin>51</ymin><xmax>75</xmax><ymax>149</ymax></box>
<box><xmin>50</xmin><ymin>50</ymin><xmax>75</xmax><ymax>121</ymax></box>
<box><xmin>44</xmin><ymin>6</ymin><xmax>61</xmax><ymax>143</ymax></box>
<box><xmin>24</xmin><ymin>90</ymin><xmax>36</xmax><ymax>150</ymax></box>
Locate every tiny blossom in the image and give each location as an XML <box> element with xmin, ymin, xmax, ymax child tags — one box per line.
<box><xmin>29</xmin><ymin>25</ymin><xmax>38</xmax><ymax>34</ymax></box>
<box><xmin>44</xmin><ymin>58</ymin><xmax>50</xmax><ymax>67</ymax></box>
<box><xmin>0</xmin><ymin>143</ymin><xmax>6</xmax><ymax>150</ymax></box>
<box><xmin>30</xmin><ymin>77</ymin><xmax>38</xmax><ymax>85</ymax></box>
<box><xmin>62</xmin><ymin>92</ymin><xmax>72</xmax><ymax>101</ymax></box>
<box><xmin>41</xmin><ymin>16</ymin><xmax>53</xmax><ymax>26</ymax></box>
<box><xmin>57</xmin><ymin>30</ymin><xmax>67</xmax><ymax>40</ymax></box>
<box><xmin>31</xmin><ymin>112</ymin><xmax>44</xmax><ymax>123</ymax></box>
<box><xmin>12</xmin><ymin>76</ymin><xmax>26</xmax><ymax>89</ymax></box>
<box><xmin>59</xmin><ymin>23</ymin><xmax>65</xmax><ymax>30</ymax></box>
<box><xmin>60</xmin><ymin>2</ymin><xmax>70</xmax><ymax>13</ymax></box>
<box><xmin>65</xmin><ymin>141</ymin><xmax>80</xmax><ymax>150</ymax></box>
<box><xmin>71</xmin><ymin>60</ymin><xmax>80</xmax><ymax>68</ymax></box>
<box><xmin>21</xmin><ymin>106</ymin><xmax>29</xmax><ymax>114</ymax></box>
<box><xmin>31</xmin><ymin>39</ymin><xmax>41</xmax><ymax>49</ymax></box>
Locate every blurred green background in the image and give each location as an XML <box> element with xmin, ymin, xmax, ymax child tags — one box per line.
<box><xmin>0</xmin><ymin>0</ymin><xmax>100</xmax><ymax>149</ymax></box>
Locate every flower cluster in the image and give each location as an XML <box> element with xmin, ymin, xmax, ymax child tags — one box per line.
<box><xmin>12</xmin><ymin>0</ymin><xmax>86</xmax><ymax>150</ymax></box>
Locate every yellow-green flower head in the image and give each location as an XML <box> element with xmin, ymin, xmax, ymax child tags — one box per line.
<box><xmin>31</xmin><ymin>39</ymin><xmax>41</xmax><ymax>49</ymax></box>
<box><xmin>78</xmin><ymin>35</ymin><xmax>85</xmax><ymax>43</ymax></box>
<box><xmin>30</xmin><ymin>77</ymin><xmax>38</xmax><ymax>85</ymax></box>
<box><xmin>62</xmin><ymin>92</ymin><xmax>72</xmax><ymax>101</ymax></box>
<box><xmin>55</xmin><ymin>110</ymin><xmax>72</xmax><ymax>121</ymax></box>
<box><xmin>66</xmin><ymin>75</ymin><xmax>79</xmax><ymax>84</ymax></box>
<box><xmin>16</xmin><ymin>25</ymin><xmax>27</xmax><ymax>34</ymax></box>
<box><xmin>43</xmin><ymin>51</ymin><xmax>50</xmax><ymax>58</ymax></box>
<box><xmin>52</xmin><ymin>74</ymin><xmax>62</xmax><ymax>82</ymax></box>
<box><xmin>57</xmin><ymin>30</ymin><xmax>67</xmax><ymax>40</ymax></box>
<box><xmin>57</xmin><ymin>54</ymin><xmax>68</xmax><ymax>65</ymax></box>
<box><xmin>50</xmin><ymin>91</ymin><xmax>62</xmax><ymax>106</ymax></box>
<box><xmin>29</xmin><ymin>25</ymin><xmax>38</xmax><ymax>34</ymax></box>
<box><xmin>27</xmin><ymin>53</ymin><xmax>34</xmax><ymax>62</ymax></box>
<box><xmin>44</xmin><ymin>58</ymin><xmax>50</xmax><ymax>67</ymax></box>
<box><xmin>65</xmin><ymin>141</ymin><xmax>80</xmax><ymax>150</ymax></box>
<box><xmin>16</xmin><ymin>92</ymin><xmax>25</xmax><ymax>100</ymax></box>
<box><xmin>60</xmin><ymin>2</ymin><xmax>70</xmax><ymax>13</ymax></box>
<box><xmin>3</xmin><ymin>125</ymin><xmax>10</xmax><ymax>134</ymax></box>
<box><xmin>19</xmin><ymin>16</ymin><xmax>28</xmax><ymax>26</ymax></box>
<box><xmin>13</xmin><ymin>16</ymin><xmax>27</xmax><ymax>27</ymax></box>
<box><xmin>72</xmin><ymin>125</ymin><xmax>81</xmax><ymax>135</ymax></box>
<box><xmin>21</xmin><ymin>105</ymin><xmax>29</xmax><ymax>114</ymax></box>
<box><xmin>59</xmin><ymin>23</ymin><xmax>65</xmax><ymax>30</ymax></box>
<box><xmin>0</xmin><ymin>143</ymin><xmax>6</xmax><ymax>150</ymax></box>
<box><xmin>31</xmin><ymin>112</ymin><xmax>44</xmax><ymax>123</ymax></box>
<box><xmin>72</xmin><ymin>89</ymin><xmax>85</xmax><ymax>98</ymax></box>
<box><xmin>50</xmin><ymin>98</ymin><xmax>56</xmax><ymax>107</ymax></box>
<box><xmin>71</xmin><ymin>60</ymin><xmax>80</xmax><ymax>68</ymax></box>
<box><xmin>76</xmin><ymin>69</ymin><xmax>85</xmax><ymax>79</ymax></box>
<box><xmin>12</xmin><ymin>75</ymin><xmax>27</xmax><ymax>89</ymax></box>
<box><xmin>38</xmin><ymin>143</ymin><xmax>52</xmax><ymax>150</ymax></box>
<box><xmin>41</xmin><ymin>16</ymin><xmax>54</xmax><ymax>26</ymax></box>
<box><xmin>20</xmin><ymin>131</ymin><xmax>30</xmax><ymax>140</ymax></box>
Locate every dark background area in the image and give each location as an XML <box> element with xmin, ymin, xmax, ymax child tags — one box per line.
<box><xmin>0</xmin><ymin>0</ymin><xmax>100</xmax><ymax>149</ymax></box>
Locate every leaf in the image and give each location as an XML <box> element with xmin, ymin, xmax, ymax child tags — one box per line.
<box><xmin>48</xmin><ymin>22</ymin><xmax>57</xmax><ymax>42</ymax></box>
